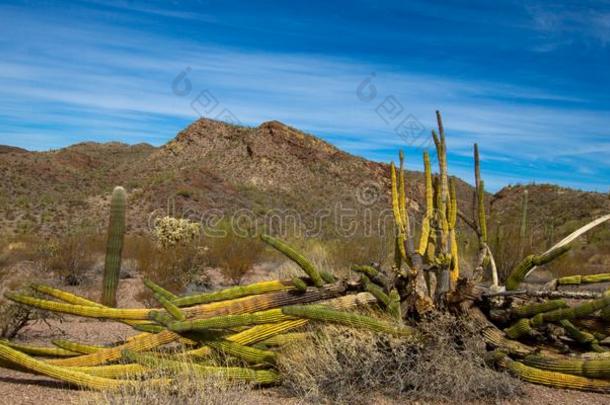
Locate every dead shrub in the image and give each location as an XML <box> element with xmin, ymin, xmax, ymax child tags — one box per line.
<box><xmin>279</xmin><ymin>312</ymin><xmax>522</xmax><ymax>404</ymax></box>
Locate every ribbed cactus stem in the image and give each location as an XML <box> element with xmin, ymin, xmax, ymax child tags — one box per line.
<box><xmin>0</xmin><ymin>343</ymin><xmax>130</xmax><ymax>390</ymax></box>
<box><xmin>153</xmin><ymin>293</ymin><xmax>185</xmax><ymax>321</ymax></box>
<box><xmin>390</xmin><ymin>163</ymin><xmax>407</xmax><ymax>262</ymax></box>
<box><xmin>523</xmin><ymin>354</ymin><xmax>610</xmax><ymax>378</ymax></box>
<box><xmin>506</xmin><ymin>244</ymin><xmax>571</xmax><ymax>290</ymax></box>
<box><xmin>0</xmin><ymin>340</ymin><xmax>79</xmax><ymax>357</ymax></box>
<box><xmin>208</xmin><ymin>340</ymin><xmax>277</xmax><ymax>365</ymax></box>
<box><xmin>504</xmin><ymin>318</ymin><xmax>534</xmax><ymax>339</ymax></box>
<box><xmin>144</xmin><ymin>278</ymin><xmax>177</xmax><ymax>301</ymax></box>
<box><xmin>360</xmin><ymin>275</ymin><xmax>390</xmax><ymax>307</ymax></box>
<box><xmin>101</xmin><ymin>186</ymin><xmax>126</xmax><ymax>307</ymax></box>
<box><xmin>398</xmin><ymin>150</ymin><xmax>409</xmax><ymax>231</ymax></box>
<box><xmin>173</xmin><ymin>279</ymin><xmax>292</xmax><ymax>307</ymax></box>
<box><xmin>448</xmin><ymin>178</ymin><xmax>459</xmax><ymax>284</ymax></box>
<box><xmin>558</xmin><ymin>273</ymin><xmax>610</xmax><ymax>285</ymax></box>
<box><xmin>169</xmin><ymin>309</ymin><xmax>292</xmax><ymax>332</ymax></box>
<box><xmin>388</xmin><ymin>289</ymin><xmax>402</xmax><ymax>321</ymax></box>
<box><xmin>530</xmin><ymin>293</ymin><xmax>610</xmax><ymax>326</ymax></box>
<box><xmin>260</xmin><ymin>234</ymin><xmax>324</xmax><ymax>287</ymax></box>
<box><xmin>418</xmin><ymin>151</ymin><xmax>433</xmax><ymax>255</ymax></box>
<box><xmin>510</xmin><ymin>299</ymin><xmax>568</xmax><ymax>319</ymax></box>
<box><xmin>291</xmin><ymin>277</ymin><xmax>308</xmax><ymax>292</ymax></box>
<box><xmin>494</xmin><ymin>352</ymin><xmax>610</xmax><ymax>393</ymax></box>
<box><xmin>51</xmin><ymin>339</ymin><xmax>103</xmax><ymax>355</ymax></box>
<box><xmin>281</xmin><ymin>305</ymin><xmax>415</xmax><ymax>337</ymax></box>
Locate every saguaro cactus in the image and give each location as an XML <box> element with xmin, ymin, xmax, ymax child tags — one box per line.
<box><xmin>101</xmin><ymin>186</ymin><xmax>126</xmax><ymax>307</ymax></box>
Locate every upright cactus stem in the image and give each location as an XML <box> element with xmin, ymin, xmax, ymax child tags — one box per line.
<box><xmin>478</xmin><ymin>180</ymin><xmax>487</xmax><ymax>244</ymax></box>
<box><xmin>417</xmin><ymin>151</ymin><xmax>433</xmax><ymax>255</ymax></box>
<box><xmin>101</xmin><ymin>186</ymin><xmax>127</xmax><ymax>307</ymax></box>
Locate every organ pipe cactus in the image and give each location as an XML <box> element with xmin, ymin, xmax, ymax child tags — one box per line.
<box><xmin>505</xmin><ymin>244</ymin><xmax>571</xmax><ymax>290</ymax></box>
<box><xmin>173</xmin><ymin>279</ymin><xmax>293</xmax><ymax>307</ymax></box>
<box><xmin>102</xmin><ymin>186</ymin><xmax>127</xmax><ymax>307</ymax></box>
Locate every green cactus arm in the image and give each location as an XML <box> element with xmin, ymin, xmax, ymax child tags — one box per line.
<box><xmin>320</xmin><ymin>270</ymin><xmax>336</xmax><ymax>284</ymax></box>
<box><xmin>360</xmin><ymin>275</ymin><xmax>390</xmax><ymax>307</ymax></box>
<box><xmin>132</xmin><ymin>323</ymin><xmax>166</xmax><ymax>334</ymax></box>
<box><xmin>510</xmin><ymin>300</ymin><xmax>568</xmax><ymax>319</ymax></box>
<box><xmin>387</xmin><ymin>289</ymin><xmax>402</xmax><ymax>321</ymax></box>
<box><xmin>504</xmin><ymin>318</ymin><xmax>534</xmax><ymax>339</ymax></box>
<box><xmin>168</xmin><ymin>309</ymin><xmax>292</xmax><ymax>332</ymax></box>
<box><xmin>102</xmin><ymin>186</ymin><xmax>127</xmax><ymax>307</ymax></box>
<box><xmin>0</xmin><ymin>340</ymin><xmax>79</xmax><ymax>357</ymax></box>
<box><xmin>51</xmin><ymin>339</ymin><xmax>104</xmax><ymax>354</ymax></box>
<box><xmin>523</xmin><ymin>355</ymin><xmax>610</xmax><ymax>379</ymax></box>
<box><xmin>390</xmin><ymin>163</ymin><xmax>407</xmax><ymax>262</ymax></box>
<box><xmin>0</xmin><ymin>343</ymin><xmax>130</xmax><ymax>390</ymax></box>
<box><xmin>417</xmin><ymin>152</ymin><xmax>433</xmax><ymax>256</ymax></box>
<box><xmin>505</xmin><ymin>244</ymin><xmax>571</xmax><ymax>290</ymax></box>
<box><xmin>351</xmin><ymin>264</ymin><xmax>379</xmax><ymax>278</ymax></box>
<box><xmin>531</xmin><ymin>294</ymin><xmax>610</xmax><ymax>326</ymax></box>
<box><xmin>260</xmin><ymin>234</ymin><xmax>324</xmax><ymax>287</ymax></box>
<box><xmin>494</xmin><ymin>352</ymin><xmax>610</xmax><ymax>393</ymax></box>
<box><xmin>280</xmin><ymin>305</ymin><xmax>415</xmax><ymax>337</ymax></box>
<box><xmin>559</xmin><ymin>273</ymin><xmax>610</xmax><ymax>285</ymax></box>
<box><xmin>291</xmin><ymin>277</ymin><xmax>308</xmax><ymax>292</ymax></box>
<box><xmin>172</xmin><ymin>279</ymin><xmax>293</xmax><ymax>307</ymax></box>
<box><xmin>398</xmin><ymin>150</ymin><xmax>409</xmax><ymax>231</ymax></box>
<box><xmin>30</xmin><ymin>283</ymin><xmax>103</xmax><ymax>307</ymax></box>
<box><xmin>5</xmin><ymin>292</ymin><xmax>152</xmax><ymax>320</ymax></box>
<box><xmin>123</xmin><ymin>350</ymin><xmax>279</xmax><ymax>384</ymax></box>
<box><xmin>560</xmin><ymin>320</ymin><xmax>597</xmax><ymax>344</ymax></box>
<box><xmin>144</xmin><ymin>278</ymin><xmax>177</xmax><ymax>301</ymax></box>
<box><xmin>208</xmin><ymin>340</ymin><xmax>277</xmax><ymax>365</ymax></box>
<box><xmin>153</xmin><ymin>293</ymin><xmax>185</xmax><ymax>321</ymax></box>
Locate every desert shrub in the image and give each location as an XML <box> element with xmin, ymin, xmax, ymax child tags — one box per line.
<box><xmin>205</xmin><ymin>229</ymin><xmax>265</xmax><ymax>285</ymax></box>
<box><xmin>153</xmin><ymin>216</ymin><xmax>201</xmax><ymax>249</ymax></box>
<box><xmin>39</xmin><ymin>230</ymin><xmax>101</xmax><ymax>285</ymax></box>
<box><xmin>125</xmin><ymin>236</ymin><xmax>208</xmax><ymax>303</ymax></box>
<box><xmin>279</xmin><ymin>312</ymin><xmax>522</xmax><ymax>404</ymax></box>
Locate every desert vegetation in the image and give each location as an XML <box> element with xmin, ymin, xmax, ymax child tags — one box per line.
<box><xmin>0</xmin><ymin>112</ymin><xmax>609</xmax><ymax>404</ymax></box>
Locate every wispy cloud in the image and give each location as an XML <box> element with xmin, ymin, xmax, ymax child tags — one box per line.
<box><xmin>0</xmin><ymin>1</ymin><xmax>608</xmax><ymax>192</ymax></box>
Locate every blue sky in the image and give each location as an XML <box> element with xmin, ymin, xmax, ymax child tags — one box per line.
<box><xmin>1</xmin><ymin>0</ymin><xmax>609</xmax><ymax>192</ymax></box>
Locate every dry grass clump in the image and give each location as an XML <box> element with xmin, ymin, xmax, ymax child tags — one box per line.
<box><xmin>81</xmin><ymin>357</ymin><xmax>253</xmax><ymax>405</ymax></box>
<box><xmin>39</xmin><ymin>231</ymin><xmax>102</xmax><ymax>285</ymax></box>
<box><xmin>279</xmin><ymin>313</ymin><xmax>522</xmax><ymax>404</ymax></box>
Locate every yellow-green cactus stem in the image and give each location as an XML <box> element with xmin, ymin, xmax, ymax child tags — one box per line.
<box><xmin>70</xmin><ymin>363</ymin><xmax>149</xmax><ymax>379</ymax></box>
<box><xmin>495</xmin><ymin>352</ymin><xmax>610</xmax><ymax>393</ymax></box>
<box><xmin>102</xmin><ymin>186</ymin><xmax>127</xmax><ymax>307</ymax></box>
<box><xmin>144</xmin><ymin>278</ymin><xmax>177</xmax><ymax>301</ymax></box>
<box><xmin>260</xmin><ymin>234</ymin><xmax>325</xmax><ymax>287</ymax></box>
<box><xmin>259</xmin><ymin>332</ymin><xmax>309</xmax><ymax>346</ymax></box>
<box><xmin>4</xmin><ymin>292</ymin><xmax>152</xmax><ymax>320</ymax></box>
<box><xmin>361</xmin><ymin>275</ymin><xmax>390</xmax><ymax>307</ymax></box>
<box><xmin>0</xmin><ymin>340</ymin><xmax>79</xmax><ymax>357</ymax></box>
<box><xmin>168</xmin><ymin>309</ymin><xmax>291</xmax><ymax>332</ymax></box>
<box><xmin>388</xmin><ymin>289</ymin><xmax>402</xmax><ymax>321</ymax></box>
<box><xmin>208</xmin><ymin>340</ymin><xmax>277</xmax><ymax>365</ymax></box>
<box><xmin>417</xmin><ymin>151</ymin><xmax>433</xmax><ymax>256</ymax></box>
<box><xmin>504</xmin><ymin>318</ymin><xmax>534</xmax><ymax>339</ymax></box>
<box><xmin>478</xmin><ymin>180</ymin><xmax>487</xmax><ymax>243</ymax></box>
<box><xmin>510</xmin><ymin>300</ymin><xmax>568</xmax><ymax>319</ymax></box>
<box><xmin>0</xmin><ymin>343</ymin><xmax>130</xmax><ymax>390</ymax></box>
<box><xmin>530</xmin><ymin>293</ymin><xmax>610</xmax><ymax>326</ymax></box>
<box><xmin>523</xmin><ymin>354</ymin><xmax>610</xmax><ymax>378</ymax></box>
<box><xmin>320</xmin><ymin>270</ymin><xmax>336</xmax><ymax>284</ymax></box>
<box><xmin>47</xmin><ymin>330</ymin><xmax>179</xmax><ymax>367</ymax></box>
<box><xmin>505</xmin><ymin>244</ymin><xmax>571</xmax><ymax>290</ymax></box>
<box><xmin>398</xmin><ymin>150</ymin><xmax>409</xmax><ymax>231</ymax></box>
<box><xmin>281</xmin><ymin>305</ymin><xmax>414</xmax><ymax>337</ymax></box>
<box><xmin>291</xmin><ymin>277</ymin><xmax>308</xmax><ymax>292</ymax></box>
<box><xmin>390</xmin><ymin>163</ymin><xmax>407</xmax><ymax>261</ymax></box>
<box><xmin>154</xmin><ymin>293</ymin><xmax>185</xmax><ymax>321</ymax></box>
<box><xmin>558</xmin><ymin>273</ymin><xmax>610</xmax><ymax>285</ymax></box>
<box><xmin>51</xmin><ymin>339</ymin><xmax>103</xmax><ymax>355</ymax></box>
<box><xmin>173</xmin><ymin>279</ymin><xmax>293</xmax><ymax>307</ymax></box>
